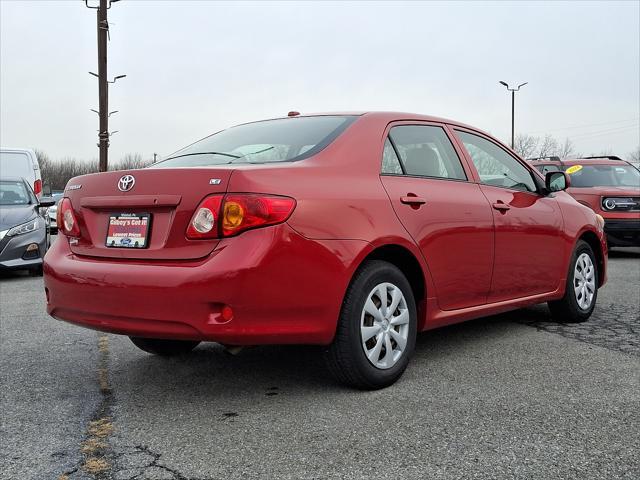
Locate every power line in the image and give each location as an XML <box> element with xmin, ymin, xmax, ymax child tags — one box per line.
<box><xmin>566</xmin><ymin>123</ymin><xmax>639</xmax><ymax>140</ymax></box>
<box><xmin>527</xmin><ymin>117</ymin><xmax>639</xmax><ymax>135</ymax></box>
<box><xmin>567</xmin><ymin>124</ymin><xmax>639</xmax><ymax>141</ymax></box>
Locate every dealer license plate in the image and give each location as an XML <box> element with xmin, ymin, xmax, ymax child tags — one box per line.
<box><xmin>106</xmin><ymin>213</ymin><xmax>150</xmax><ymax>248</ymax></box>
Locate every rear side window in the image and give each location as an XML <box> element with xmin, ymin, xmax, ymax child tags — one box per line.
<box><xmin>153</xmin><ymin>116</ymin><xmax>357</xmax><ymax>168</ymax></box>
<box><xmin>456</xmin><ymin>131</ymin><xmax>536</xmax><ymax>192</ymax></box>
<box><xmin>381</xmin><ymin>138</ymin><xmax>403</xmax><ymax>174</ymax></box>
<box><xmin>388</xmin><ymin>125</ymin><xmax>467</xmax><ymax>180</ymax></box>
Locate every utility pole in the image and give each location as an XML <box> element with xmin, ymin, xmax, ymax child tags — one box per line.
<box><xmin>97</xmin><ymin>0</ymin><xmax>108</xmax><ymax>172</ymax></box>
<box><xmin>85</xmin><ymin>0</ymin><xmax>124</xmax><ymax>172</ymax></box>
<box><xmin>499</xmin><ymin>81</ymin><xmax>528</xmax><ymax>149</ymax></box>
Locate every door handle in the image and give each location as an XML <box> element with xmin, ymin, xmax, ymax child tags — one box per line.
<box><xmin>492</xmin><ymin>202</ymin><xmax>511</xmax><ymax>211</ymax></box>
<box><xmin>400</xmin><ymin>196</ymin><xmax>427</xmax><ymax>206</ymax></box>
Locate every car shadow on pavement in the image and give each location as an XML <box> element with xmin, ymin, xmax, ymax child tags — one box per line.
<box><xmin>114</xmin><ymin>307</ymin><xmax>550</xmax><ymax>399</ymax></box>
<box><xmin>608</xmin><ymin>247</ymin><xmax>640</xmax><ymax>259</ymax></box>
<box><xmin>0</xmin><ymin>269</ymin><xmax>37</xmax><ymax>281</ymax></box>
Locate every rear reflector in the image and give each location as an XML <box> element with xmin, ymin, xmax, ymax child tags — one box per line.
<box><xmin>186</xmin><ymin>194</ymin><xmax>296</xmax><ymax>240</ymax></box>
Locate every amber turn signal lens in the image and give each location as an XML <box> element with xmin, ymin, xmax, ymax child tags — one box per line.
<box><xmin>222</xmin><ymin>201</ymin><xmax>244</xmax><ymax>231</ymax></box>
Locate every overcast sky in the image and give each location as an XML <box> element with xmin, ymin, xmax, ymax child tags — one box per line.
<box><xmin>1</xmin><ymin>0</ymin><xmax>638</xmax><ymax>162</ymax></box>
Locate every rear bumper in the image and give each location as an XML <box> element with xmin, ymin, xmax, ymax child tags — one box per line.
<box><xmin>43</xmin><ymin>224</ymin><xmax>366</xmax><ymax>345</ymax></box>
<box><xmin>604</xmin><ymin>219</ymin><xmax>640</xmax><ymax>247</ymax></box>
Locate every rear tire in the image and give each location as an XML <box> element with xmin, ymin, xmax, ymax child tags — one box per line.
<box><xmin>548</xmin><ymin>240</ymin><xmax>598</xmax><ymax>323</ymax></box>
<box><xmin>129</xmin><ymin>337</ymin><xmax>200</xmax><ymax>356</ymax></box>
<box><xmin>324</xmin><ymin>260</ymin><xmax>417</xmax><ymax>390</ymax></box>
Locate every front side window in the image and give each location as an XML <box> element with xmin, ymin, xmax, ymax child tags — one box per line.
<box><xmin>457</xmin><ymin>131</ymin><xmax>536</xmax><ymax>192</ymax></box>
<box><xmin>153</xmin><ymin>115</ymin><xmax>356</xmax><ymax>168</ymax></box>
<box><xmin>388</xmin><ymin>125</ymin><xmax>466</xmax><ymax>180</ymax></box>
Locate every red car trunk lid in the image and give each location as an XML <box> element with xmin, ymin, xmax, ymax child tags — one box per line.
<box><xmin>64</xmin><ymin>168</ymin><xmax>233</xmax><ymax>260</ymax></box>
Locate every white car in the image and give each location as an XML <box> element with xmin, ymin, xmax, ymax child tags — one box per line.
<box><xmin>0</xmin><ymin>148</ymin><xmax>43</xmax><ymax>198</ymax></box>
<box><xmin>47</xmin><ymin>193</ymin><xmax>63</xmax><ymax>233</ymax></box>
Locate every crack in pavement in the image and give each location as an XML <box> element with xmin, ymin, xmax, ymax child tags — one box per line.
<box><xmin>59</xmin><ymin>333</ymin><xmax>115</xmax><ymax>480</ymax></box>
<box><xmin>58</xmin><ymin>333</ymin><xmax>208</xmax><ymax>480</ymax></box>
<box><xmin>517</xmin><ymin>302</ymin><xmax>640</xmax><ymax>357</ymax></box>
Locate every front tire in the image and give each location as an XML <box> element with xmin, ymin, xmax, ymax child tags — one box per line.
<box><xmin>548</xmin><ymin>240</ymin><xmax>598</xmax><ymax>323</ymax></box>
<box><xmin>325</xmin><ymin>260</ymin><xmax>417</xmax><ymax>390</ymax></box>
<box><xmin>129</xmin><ymin>337</ymin><xmax>200</xmax><ymax>356</ymax></box>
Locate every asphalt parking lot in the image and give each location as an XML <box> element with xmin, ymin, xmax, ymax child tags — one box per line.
<box><xmin>1</xmin><ymin>244</ymin><xmax>638</xmax><ymax>480</ymax></box>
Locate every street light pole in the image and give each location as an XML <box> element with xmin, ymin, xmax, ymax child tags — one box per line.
<box><xmin>499</xmin><ymin>81</ymin><xmax>528</xmax><ymax>149</ymax></box>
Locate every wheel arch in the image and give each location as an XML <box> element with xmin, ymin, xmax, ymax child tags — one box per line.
<box><xmin>578</xmin><ymin>229</ymin><xmax>606</xmax><ymax>287</ymax></box>
<box><xmin>352</xmin><ymin>243</ymin><xmax>428</xmax><ymax>330</ymax></box>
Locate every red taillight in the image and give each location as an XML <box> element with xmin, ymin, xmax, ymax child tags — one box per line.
<box><xmin>34</xmin><ymin>179</ymin><xmax>42</xmax><ymax>196</ymax></box>
<box><xmin>186</xmin><ymin>194</ymin><xmax>296</xmax><ymax>240</ymax></box>
<box><xmin>57</xmin><ymin>198</ymin><xmax>80</xmax><ymax>237</ymax></box>
<box><xmin>221</xmin><ymin>194</ymin><xmax>296</xmax><ymax>237</ymax></box>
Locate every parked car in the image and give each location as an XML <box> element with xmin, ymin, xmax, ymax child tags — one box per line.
<box><xmin>0</xmin><ymin>177</ymin><xmax>55</xmax><ymax>275</ymax></box>
<box><xmin>529</xmin><ymin>156</ymin><xmax>640</xmax><ymax>247</ymax></box>
<box><xmin>46</xmin><ymin>192</ymin><xmax>64</xmax><ymax>233</ymax></box>
<box><xmin>44</xmin><ymin>112</ymin><xmax>607</xmax><ymax>389</ymax></box>
<box><xmin>0</xmin><ymin>148</ymin><xmax>43</xmax><ymax>198</ymax></box>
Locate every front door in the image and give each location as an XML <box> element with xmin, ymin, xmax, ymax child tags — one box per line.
<box><xmin>379</xmin><ymin>123</ymin><xmax>494</xmax><ymax>311</ymax></box>
<box><xmin>454</xmin><ymin>129</ymin><xmax>565</xmax><ymax>302</ymax></box>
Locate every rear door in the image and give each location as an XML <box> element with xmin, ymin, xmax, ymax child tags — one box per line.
<box><xmin>453</xmin><ymin>129</ymin><xmax>565</xmax><ymax>302</ymax></box>
<box><xmin>379</xmin><ymin>123</ymin><xmax>494</xmax><ymax>310</ymax></box>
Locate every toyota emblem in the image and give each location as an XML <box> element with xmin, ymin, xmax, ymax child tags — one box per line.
<box><xmin>118</xmin><ymin>174</ymin><xmax>136</xmax><ymax>192</ymax></box>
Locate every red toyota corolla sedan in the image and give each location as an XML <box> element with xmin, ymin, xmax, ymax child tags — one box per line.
<box><xmin>44</xmin><ymin>112</ymin><xmax>607</xmax><ymax>389</ymax></box>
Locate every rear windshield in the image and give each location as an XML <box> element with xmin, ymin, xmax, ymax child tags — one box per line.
<box><xmin>0</xmin><ymin>180</ymin><xmax>31</xmax><ymax>205</ymax></box>
<box><xmin>566</xmin><ymin>164</ymin><xmax>640</xmax><ymax>188</ymax></box>
<box><xmin>152</xmin><ymin>116</ymin><xmax>357</xmax><ymax>168</ymax></box>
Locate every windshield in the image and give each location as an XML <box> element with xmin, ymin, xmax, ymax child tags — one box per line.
<box><xmin>0</xmin><ymin>180</ymin><xmax>31</xmax><ymax>205</ymax></box>
<box><xmin>152</xmin><ymin>116</ymin><xmax>356</xmax><ymax>168</ymax></box>
<box><xmin>566</xmin><ymin>164</ymin><xmax>640</xmax><ymax>188</ymax></box>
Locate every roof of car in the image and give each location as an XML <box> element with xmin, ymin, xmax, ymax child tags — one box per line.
<box><xmin>0</xmin><ymin>176</ymin><xmax>26</xmax><ymax>182</ymax></box>
<box><xmin>530</xmin><ymin>157</ymin><xmax>631</xmax><ymax>166</ymax></box>
<box><xmin>299</xmin><ymin>111</ymin><xmax>477</xmax><ymax>127</ymax></box>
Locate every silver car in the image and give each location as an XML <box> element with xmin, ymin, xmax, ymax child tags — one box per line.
<box><xmin>0</xmin><ymin>177</ymin><xmax>54</xmax><ymax>275</ymax></box>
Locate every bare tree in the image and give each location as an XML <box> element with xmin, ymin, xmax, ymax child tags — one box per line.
<box><xmin>557</xmin><ymin>138</ymin><xmax>576</xmax><ymax>159</ymax></box>
<box><xmin>537</xmin><ymin>135</ymin><xmax>559</xmax><ymax>158</ymax></box>
<box><xmin>627</xmin><ymin>146</ymin><xmax>639</xmax><ymax>162</ymax></box>
<box><xmin>33</xmin><ymin>150</ymin><xmax>99</xmax><ymax>190</ymax></box>
<box><xmin>514</xmin><ymin>134</ymin><xmax>539</xmax><ymax>159</ymax></box>
<box><xmin>110</xmin><ymin>153</ymin><xmax>151</xmax><ymax>171</ymax></box>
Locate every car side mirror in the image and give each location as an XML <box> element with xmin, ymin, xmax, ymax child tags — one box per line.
<box><xmin>39</xmin><ymin>196</ymin><xmax>56</xmax><ymax>207</ymax></box>
<box><xmin>545</xmin><ymin>171</ymin><xmax>570</xmax><ymax>193</ymax></box>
